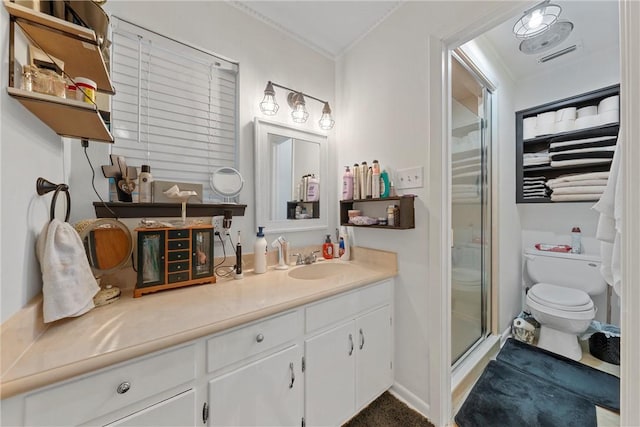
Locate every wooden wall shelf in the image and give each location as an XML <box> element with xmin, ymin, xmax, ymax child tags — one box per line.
<box><xmin>340</xmin><ymin>195</ymin><xmax>416</xmax><ymax>230</ymax></box>
<box><xmin>94</xmin><ymin>202</ymin><xmax>247</xmax><ymax>219</ymax></box>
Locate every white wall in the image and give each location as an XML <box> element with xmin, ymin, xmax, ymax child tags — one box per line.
<box><xmin>336</xmin><ymin>1</ymin><xmax>521</xmax><ymax>421</ymax></box>
<box><xmin>2</xmin><ymin>1</ymin><xmax>336</xmax><ymax>321</ymax></box>
<box><xmin>1</xmin><ymin>6</ymin><xmax>67</xmax><ymax>323</ymax></box>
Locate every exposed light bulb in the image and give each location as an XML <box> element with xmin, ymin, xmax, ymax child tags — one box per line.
<box><xmin>526</xmin><ymin>9</ymin><xmax>544</xmax><ymax>30</ymax></box>
<box><xmin>259</xmin><ymin>82</ymin><xmax>279</xmax><ymax>116</ymax></box>
<box><xmin>318</xmin><ymin>102</ymin><xmax>335</xmax><ymax>130</ymax></box>
<box><xmin>291</xmin><ymin>103</ymin><xmax>309</xmax><ymax>123</ymax></box>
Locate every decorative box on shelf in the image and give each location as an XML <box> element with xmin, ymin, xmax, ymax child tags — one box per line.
<box><xmin>340</xmin><ymin>195</ymin><xmax>416</xmax><ymax>229</ymax></box>
<box><xmin>134</xmin><ymin>225</ymin><xmax>215</xmax><ymax>298</ymax></box>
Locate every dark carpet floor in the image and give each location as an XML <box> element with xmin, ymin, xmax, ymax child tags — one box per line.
<box><xmin>343</xmin><ymin>392</ymin><xmax>435</xmax><ymax>427</ymax></box>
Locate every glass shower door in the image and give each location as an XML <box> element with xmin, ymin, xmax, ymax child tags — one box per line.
<box><xmin>451</xmin><ymin>55</ymin><xmax>492</xmax><ymax>365</ymax></box>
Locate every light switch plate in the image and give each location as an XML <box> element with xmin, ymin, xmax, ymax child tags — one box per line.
<box><xmin>396</xmin><ymin>166</ymin><xmax>424</xmax><ymax>189</ymax></box>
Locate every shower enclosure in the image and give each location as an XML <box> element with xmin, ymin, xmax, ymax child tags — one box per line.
<box><xmin>450</xmin><ymin>53</ymin><xmax>492</xmax><ymax>365</ymax></box>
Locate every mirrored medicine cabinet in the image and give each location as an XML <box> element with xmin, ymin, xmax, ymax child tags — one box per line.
<box><xmin>254</xmin><ymin>118</ymin><xmax>328</xmax><ymax>233</ymax></box>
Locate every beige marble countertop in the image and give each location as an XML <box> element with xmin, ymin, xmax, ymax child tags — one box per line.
<box><xmin>0</xmin><ymin>247</ymin><xmax>396</xmax><ymax>399</ymax></box>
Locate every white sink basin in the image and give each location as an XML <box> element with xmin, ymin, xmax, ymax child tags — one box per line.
<box><xmin>287</xmin><ymin>263</ymin><xmax>352</xmax><ymax>280</ymax></box>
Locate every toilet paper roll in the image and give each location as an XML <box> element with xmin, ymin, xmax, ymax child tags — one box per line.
<box><xmin>555</xmin><ymin>107</ymin><xmax>577</xmax><ymax>122</ymax></box>
<box><xmin>598</xmin><ymin>95</ymin><xmax>619</xmax><ymax>113</ymax></box>
<box><xmin>575</xmin><ymin>115</ymin><xmax>598</xmax><ymax>130</ymax></box>
<box><xmin>577</xmin><ymin>105</ymin><xmax>598</xmax><ymax>118</ymax></box>
<box><xmin>554</xmin><ymin>119</ymin><xmax>575</xmax><ymax>134</ymax></box>
<box><xmin>597</xmin><ymin>110</ymin><xmax>619</xmax><ymax>126</ymax></box>
<box><xmin>523</xmin><ymin>117</ymin><xmax>537</xmax><ymax>140</ymax></box>
<box><xmin>514</xmin><ymin>318</ymin><xmax>535</xmax><ymax>332</ymax></box>
<box><xmin>537</xmin><ymin>111</ymin><xmax>556</xmax><ymax>124</ymax></box>
<box><xmin>535</xmin><ymin>121</ymin><xmax>554</xmax><ymax>136</ymax></box>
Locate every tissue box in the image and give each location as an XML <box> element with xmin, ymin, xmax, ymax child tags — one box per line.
<box><xmin>152</xmin><ymin>181</ymin><xmax>203</xmax><ymax>204</ymax></box>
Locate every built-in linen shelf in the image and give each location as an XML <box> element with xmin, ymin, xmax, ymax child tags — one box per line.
<box><xmin>94</xmin><ymin>202</ymin><xmax>247</xmax><ymax>218</ymax></box>
<box><xmin>522</xmin><ymin>123</ymin><xmax>619</xmax><ymax>146</ymax></box>
<box><xmin>7</xmin><ymin>87</ymin><xmax>113</xmax><ymax>142</ymax></box>
<box><xmin>4</xmin><ymin>0</ymin><xmax>114</xmax><ymax>93</ymax></box>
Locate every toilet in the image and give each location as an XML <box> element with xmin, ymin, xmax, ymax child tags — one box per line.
<box><xmin>523</xmin><ymin>248</ymin><xmax>607</xmax><ymax>360</ymax></box>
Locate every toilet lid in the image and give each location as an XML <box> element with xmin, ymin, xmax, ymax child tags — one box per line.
<box><xmin>528</xmin><ymin>283</ymin><xmax>594</xmax><ymax>312</ymax></box>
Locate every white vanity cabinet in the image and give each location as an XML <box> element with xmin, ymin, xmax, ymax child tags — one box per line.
<box><xmin>104</xmin><ymin>389</ymin><xmax>197</xmax><ymax>426</ymax></box>
<box><xmin>304</xmin><ymin>280</ymin><xmax>393</xmax><ymax>427</ymax></box>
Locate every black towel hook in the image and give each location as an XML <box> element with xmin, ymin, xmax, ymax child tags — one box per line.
<box><xmin>36</xmin><ymin>177</ymin><xmax>71</xmax><ymax>222</ymax></box>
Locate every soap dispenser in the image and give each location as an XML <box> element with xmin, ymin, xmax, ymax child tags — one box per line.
<box><xmin>254</xmin><ymin>226</ymin><xmax>267</xmax><ymax>274</ymax></box>
<box><xmin>322</xmin><ymin>235</ymin><xmax>334</xmax><ymax>260</ymax></box>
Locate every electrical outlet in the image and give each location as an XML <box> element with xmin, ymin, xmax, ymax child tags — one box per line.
<box><xmin>396</xmin><ymin>166</ymin><xmax>424</xmax><ymax>189</ymax></box>
<box><xmin>212</xmin><ymin>216</ymin><xmax>224</xmax><ymax>234</ymax></box>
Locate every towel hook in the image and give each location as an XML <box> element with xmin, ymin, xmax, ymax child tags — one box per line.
<box><xmin>36</xmin><ymin>177</ymin><xmax>71</xmax><ymax>222</ymax></box>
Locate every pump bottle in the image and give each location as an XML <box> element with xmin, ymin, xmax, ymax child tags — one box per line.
<box><xmin>138</xmin><ymin>165</ymin><xmax>153</xmax><ymax>203</ymax></box>
<box><xmin>570</xmin><ymin>227</ymin><xmax>582</xmax><ymax>254</ymax></box>
<box><xmin>322</xmin><ymin>235</ymin><xmax>334</xmax><ymax>260</ymax></box>
<box><xmin>254</xmin><ymin>226</ymin><xmax>268</xmax><ymax>274</ymax></box>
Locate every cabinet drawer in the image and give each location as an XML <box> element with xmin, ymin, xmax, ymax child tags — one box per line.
<box><xmin>207</xmin><ymin>310</ymin><xmax>301</xmax><ymax>373</ymax></box>
<box><xmin>24</xmin><ymin>344</ymin><xmax>196</xmax><ymax>426</ymax></box>
<box><xmin>168</xmin><ymin>250</ymin><xmax>190</xmax><ymax>261</ymax></box>
<box><xmin>168</xmin><ymin>229</ymin><xmax>189</xmax><ymax>239</ymax></box>
<box><xmin>168</xmin><ymin>272</ymin><xmax>189</xmax><ymax>283</ymax></box>
<box><xmin>305</xmin><ymin>280</ymin><xmax>391</xmax><ymax>333</ymax></box>
<box><xmin>168</xmin><ymin>261</ymin><xmax>189</xmax><ymax>273</ymax></box>
<box><xmin>168</xmin><ymin>240</ymin><xmax>189</xmax><ymax>250</ymax></box>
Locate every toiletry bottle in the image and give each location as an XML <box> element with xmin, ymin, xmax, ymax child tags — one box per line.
<box><xmin>380</xmin><ymin>170</ymin><xmax>390</xmax><ymax>198</ymax></box>
<box><xmin>353</xmin><ymin>163</ymin><xmax>361</xmax><ymax>200</ymax></box>
<box><xmin>372</xmin><ymin>160</ymin><xmax>381</xmax><ymax>198</ymax></box>
<box><xmin>307</xmin><ymin>175</ymin><xmax>320</xmax><ymax>202</ymax></box>
<box><xmin>254</xmin><ymin>226</ymin><xmax>267</xmax><ymax>274</ymax></box>
<box><xmin>366</xmin><ymin>167</ymin><xmax>373</xmax><ymax>199</ymax></box>
<box><xmin>339</xmin><ymin>227</ymin><xmax>350</xmax><ymax>260</ymax></box>
<box><xmin>138</xmin><ymin>165</ymin><xmax>153</xmax><ymax>203</ymax></box>
<box><xmin>342</xmin><ymin>166</ymin><xmax>354</xmax><ymax>200</ymax></box>
<box><xmin>571</xmin><ymin>227</ymin><xmax>582</xmax><ymax>254</ymax></box>
<box><xmin>322</xmin><ymin>235</ymin><xmax>334</xmax><ymax>260</ymax></box>
<box><xmin>360</xmin><ymin>161</ymin><xmax>368</xmax><ymax>199</ymax></box>
<box><xmin>389</xmin><ymin>181</ymin><xmax>397</xmax><ymax>197</ymax></box>
<box><xmin>333</xmin><ymin>228</ymin><xmax>340</xmax><ymax>258</ymax></box>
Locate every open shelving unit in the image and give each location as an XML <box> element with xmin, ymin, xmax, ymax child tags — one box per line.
<box><xmin>515</xmin><ymin>84</ymin><xmax>620</xmax><ymax>203</ymax></box>
<box><xmin>4</xmin><ymin>0</ymin><xmax>114</xmax><ymax>143</ymax></box>
<box><xmin>340</xmin><ymin>195</ymin><xmax>416</xmax><ymax>230</ymax></box>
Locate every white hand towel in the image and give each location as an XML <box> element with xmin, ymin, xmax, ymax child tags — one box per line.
<box><xmin>36</xmin><ymin>219</ymin><xmax>100</xmax><ymax>323</ymax></box>
<box><xmin>592</xmin><ymin>134</ymin><xmax>622</xmax><ymax>296</ymax></box>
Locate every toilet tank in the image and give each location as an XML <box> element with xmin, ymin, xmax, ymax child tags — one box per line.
<box><xmin>524</xmin><ymin>249</ymin><xmax>607</xmax><ymax>295</ymax></box>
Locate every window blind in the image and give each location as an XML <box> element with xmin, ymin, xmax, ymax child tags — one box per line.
<box><xmin>110</xmin><ymin>17</ymin><xmax>239</xmax><ymax>202</ymax></box>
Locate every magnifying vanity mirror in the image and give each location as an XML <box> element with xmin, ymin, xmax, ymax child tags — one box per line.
<box><xmin>254</xmin><ymin>118</ymin><xmax>328</xmax><ymax>233</ymax></box>
<box><xmin>210</xmin><ymin>166</ymin><xmax>244</xmax><ymax>202</ymax></box>
<box><xmin>74</xmin><ymin>218</ymin><xmax>133</xmax><ymax>306</ymax></box>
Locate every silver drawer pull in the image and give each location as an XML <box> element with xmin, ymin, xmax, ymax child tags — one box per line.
<box><xmin>359</xmin><ymin>328</ymin><xmax>365</xmax><ymax>350</ymax></box>
<box><xmin>348</xmin><ymin>333</ymin><xmax>354</xmax><ymax>356</ymax></box>
<box><xmin>256</xmin><ymin>333</ymin><xmax>264</xmax><ymax>343</ymax></box>
<box><xmin>116</xmin><ymin>382</ymin><xmax>131</xmax><ymax>394</ymax></box>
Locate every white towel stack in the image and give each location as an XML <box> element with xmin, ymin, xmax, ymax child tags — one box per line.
<box><xmin>549</xmin><ymin>135</ymin><xmax>617</xmax><ymax>169</ymax></box>
<box><xmin>523</xmin><ymin>176</ymin><xmax>550</xmax><ymax>199</ymax></box>
<box><xmin>452</xmin><ymin>184</ymin><xmax>480</xmax><ymax>204</ymax></box>
<box><xmin>547</xmin><ymin>171</ymin><xmax>610</xmax><ymax>202</ymax></box>
<box><xmin>523</xmin><ymin>150</ymin><xmax>550</xmax><ymax>167</ymax></box>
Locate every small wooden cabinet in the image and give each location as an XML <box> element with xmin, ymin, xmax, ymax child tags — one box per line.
<box><xmin>135</xmin><ymin>226</ymin><xmax>215</xmax><ymax>297</ymax></box>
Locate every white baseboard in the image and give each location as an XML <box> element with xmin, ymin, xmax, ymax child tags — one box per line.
<box><xmin>389</xmin><ymin>382</ymin><xmax>431</xmax><ymax>420</ymax></box>
<box><xmin>500</xmin><ymin>325</ymin><xmax>511</xmax><ymax>345</ymax></box>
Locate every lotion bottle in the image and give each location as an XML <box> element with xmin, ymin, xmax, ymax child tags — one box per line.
<box><xmin>254</xmin><ymin>226</ymin><xmax>268</xmax><ymax>274</ymax></box>
<box><xmin>372</xmin><ymin>160</ymin><xmax>380</xmax><ymax>198</ymax></box>
<box><xmin>342</xmin><ymin>166</ymin><xmax>354</xmax><ymax>200</ymax></box>
<box><xmin>138</xmin><ymin>165</ymin><xmax>152</xmax><ymax>203</ymax></box>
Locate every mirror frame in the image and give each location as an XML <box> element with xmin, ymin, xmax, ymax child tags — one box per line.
<box><xmin>254</xmin><ymin>118</ymin><xmax>328</xmax><ymax>233</ymax></box>
<box><xmin>75</xmin><ymin>218</ymin><xmax>133</xmax><ymax>275</ymax></box>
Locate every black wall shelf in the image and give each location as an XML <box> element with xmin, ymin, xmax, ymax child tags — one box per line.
<box><xmin>340</xmin><ymin>195</ymin><xmax>416</xmax><ymax>229</ymax></box>
<box><xmin>94</xmin><ymin>202</ymin><xmax>246</xmax><ymax>218</ymax></box>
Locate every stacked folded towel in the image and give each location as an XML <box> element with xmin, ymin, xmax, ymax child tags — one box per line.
<box><xmin>523</xmin><ymin>176</ymin><xmax>550</xmax><ymax>199</ymax></box>
<box><xmin>547</xmin><ymin>171</ymin><xmax>610</xmax><ymax>201</ymax></box>
<box><xmin>452</xmin><ymin>184</ymin><xmax>480</xmax><ymax>203</ymax></box>
<box><xmin>523</xmin><ymin>149</ymin><xmax>550</xmax><ymax>167</ymax></box>
<box><xmin>549</xmin><ymin>135</ymin><xmax>617</xmax><ymax>168</ymax></box>
<box><xmin>452</xmin><ymin>149</ymin><xmax>481</xmax><ymax>181</ymax></box>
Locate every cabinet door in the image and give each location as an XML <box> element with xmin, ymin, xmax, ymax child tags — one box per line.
<box><xmin>304</xmin><ymin>321</ymin><xmax>355</xmax><ymax>427</ymax></box>
<box><xmin>208</xmin><ymin>345</ymin><xmax>302</xmax><ymax>427</ymax></box>
<box><xmin>106</xmin><ymin>389</ymin><xmax>196</xmax><ymax>426</ymax></box>
<box><xmin>355</xmin><ymin>305</ymin><xmax>393</xmax><ymax>409</ymax></box>
<box><xmin>192</xmin><ymin>228</ymin><xmax>214</xmax><ymax>279</ymax></box>
<box><xmin>137</xmin><ymin>230</ymin><xmax>166</xmax><ymax>287</ymax></box>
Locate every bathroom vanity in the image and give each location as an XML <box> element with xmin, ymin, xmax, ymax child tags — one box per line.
<box><xmin>0</xmin><ymin>250</ymin><xmax>396</xmax><ymax>427</ymax></box>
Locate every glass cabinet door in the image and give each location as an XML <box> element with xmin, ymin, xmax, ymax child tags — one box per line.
<box><xmin>192</xmin><ymin>228</ymin><xmax>214</xmax><ymax>279</ymax></box>
<box><xmin>137</xmin><ymin>230</ymin><xmax>166</xmax><ymax>288</ymax></box>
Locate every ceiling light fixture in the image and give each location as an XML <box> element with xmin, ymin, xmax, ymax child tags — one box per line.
<box><xmin>259</xmin><ymin>81</ymin><xmax>335</xmax><ymax>130</ymax></box>
<box><xmin>513</xmin><ymin>0</ymin><xmax>562</xmax><ymax>39</ymax></box>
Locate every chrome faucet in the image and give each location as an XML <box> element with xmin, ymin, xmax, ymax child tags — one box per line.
<box><xmin>292</xmin><ymin>250</ymin><xmax>320</xmax><ymax>265</ymax></box>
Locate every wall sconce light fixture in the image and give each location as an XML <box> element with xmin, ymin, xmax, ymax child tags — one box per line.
<box><xmin>259</xmin><ymin>81</ymin><xmax>335</xmax><ymax>130</ymax></box>
<box><xmin>512</xmin><ymin>0</ymin><xmax>562</xmax><ymax>39</ymax></box>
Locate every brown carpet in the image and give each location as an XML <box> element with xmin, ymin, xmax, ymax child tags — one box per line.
<box><xmin>342</xmin><ymin>392</ymin><xmax>435</xmax><ymax>427</ymax></box>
